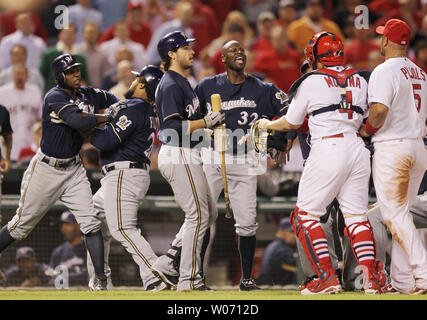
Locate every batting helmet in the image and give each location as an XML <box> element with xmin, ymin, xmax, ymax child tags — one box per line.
<box><xmin>131</xmin><ymin>65</ymin><xmax>164</xmax><ymax>102</ymax></box>
<box><xmin>157</xmin><ymin>31</ymin><xmax>195</xmax><ymax>61</ymax></box>
<box><xmin>51</xmin><ymin>54</ymin><xmax>81</xmax><ymax>87</ymax></box>
<box><xmin>304</xmin><ymin>32</ymin><xmax>344</xmax><ymax>69</ymax></box>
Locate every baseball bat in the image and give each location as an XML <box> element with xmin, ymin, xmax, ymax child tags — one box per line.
<box><xmin>210</xmin><ymin>94</ymin><xmax>232</xmax><ymax>219</ymax></box>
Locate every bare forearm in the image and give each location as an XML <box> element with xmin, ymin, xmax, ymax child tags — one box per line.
<box><xmin>2</xmin><ymin>133</ymin><xmax>12</xmax><ymax>160</ymax></box>
<box><xmin>266</xmin><ymin>116</ymin><xmax>301</xmax><ymax>132</ymax></box>
<box><xmin>360</xmin><ymin>102</ymin><xmax>388</xmax><ymax>137</ymax></box>
<box><xmin>187</xmin><ymin>119</ymin><xmax>206</xmax><ymax>134</ymax></box>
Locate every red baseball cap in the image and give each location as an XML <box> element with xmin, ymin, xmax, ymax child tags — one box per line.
<box><xmin>127</xmin><ymin>1</ymin><xmax>143</xmax><ymax>11</ymax></box>
<box><xmin>376</xmin><ymin>19</ymin><xmax>411</xmax><ymax>46</ymax></box>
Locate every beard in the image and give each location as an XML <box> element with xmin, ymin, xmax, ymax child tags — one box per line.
<box><xmin>124</xmin><ymin>88</ymin><xmax>134</xmax><ymax>99</ymax></box>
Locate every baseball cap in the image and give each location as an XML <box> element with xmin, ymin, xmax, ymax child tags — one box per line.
<box><xmin>60</xmin><ymin>210</ymin><xmax>77</xmax><ymax>224</ymax></box>
<box><xmin>258</xmin><ymin>11</ymin><xmax>275</xmax><ymax>23</ymax></box>
<box><xmin>279</xmin><ymin>0</ymin><xmax>295</xmax><ymax>8</ymax></box>
<box><xmin>157</xmin><ymin>31</ymin><xmax>196</xmax><ymax>60</ymax></box>
<box><xmin>16</xmin><ymin>246</ymin><xmax>35</xmax><ymax>261</ymax></box>
<box><xmin>127</xmin><ymin>0</ymin><xmax>143</xmax><ymax>11</ymax></box>
<box><xmin>278</xmin><ymin>217</ymin><xmax>293</xmax><ymax>232</ymax></box>
<box><xmin>376</xmin><ymin>19</ymin><xmax>411</xmax><ymax>46</ymax></box>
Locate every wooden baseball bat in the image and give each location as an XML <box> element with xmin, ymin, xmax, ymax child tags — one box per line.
<box><xmin>211</xmin><ymin>94</ymin><xmax>232</xmax><ymax>219</ymax></box>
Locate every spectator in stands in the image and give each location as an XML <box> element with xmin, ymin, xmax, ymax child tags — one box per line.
<box><xmin>332</xmin><ymin>0</ymin><xmax>362</xmax><ymax>39</ymax></box>
<box><xmin>0</xmin><ymin>13</ymin><xmax>47</xmax><ymax>69</ymax></box>
<box><xmin>4</xmin><ymin>246</ymin><xmax>51</xmax><ymax>287</ymax></box>
<box><xmin>17</xmin><ymin>121</ymin><xmax>42</xmax><ymax>167</ymax></box>
<box><xmin>343</xmin><ymin>27</ymin><xmax>380</xmax><ymax>70</ymax></box>
<box><xmin>68</xmin><ymin>0</ymin><xmax>103</xmax><ymax>43</ymax></box>
<box><xmin>0</xmin><ymin>64</ymin><xmax>42</xmax><ymax>163</ymax></box>
<box><xmin>253</xmin><ymin>25</ymin><xmax>300</xmax><ymax>92</ymax></box>
<box><xmin>367</xmin><ymin>50</ymin><xmax>384</xmax><ymax>73</ymax></box>
<box><xmin>143</xmin><ymin>0</ymin><xmax>175</xmax><ymax>32</ymax></box>
<box><xmin>186</xmin><ymin>0</ymin><xmax>220</xmax><ymax>59</ymax></box>
<box><xmin>92</xmin><ymin>0</ymin><xmax>129</xmax><ymax>32</ymax></box>
<box><xmin>49</xmin><ymin>211</ymin><xmax>88</xmax><ymax>287</ymax></box>
<box><xmin>240</xmin><ymin>0</ymin><xmax>276</xmax><ymax>27</ymax></box>
<box><xmin>410</xmin><ymin>14</ymin><xmax>427</xmax><ymax>49</ymax></box>
<box><xmin>196</xmin><ymin>63</ymin><xmax>216</xmax><ymax>82</ymax></box>
<box><xmin>145</xmin><ymin>0</ymin><xmax>195</xmax><ymax>65</ymax></box>
<box><xmin>109</xmin><ymin>60</ymin><xmax>134</xmax><ymax>100</ymax></box>
<box><xmin>414</xmin><ymin>40</ymin><xmax>427</xmax><ymax>73</ymax></box>
<box><xmin>287</xmin><ymin>0</ymin><xmax>344</xmax><ymax>60</ymax></box>
<box><xmin>80</xmin><ymin>143</ymin><xmax>100</xmax><ymax>169</ymax></box>
<box><xmin>0</xmin><ymin>104</ymin><xmax>13</xmax><ymax>220</ymax></box>
<box><xmin>221</xmin><ymin>10</ymin><xmax>255</xmax><ymax>49</ymax></box>
<box><xmin>100</xmin><ymin>47</ymin><xmax>134</xmax><ymax>90</ymax></box>
<box><xmin>256</xmin><ymin>218</ymin><xmax>297</xmax><ymax>286</ymax></box>
<box><xmin>38</xmin><ymin>24</ymin><xmax>90</xmax><ymax>93</ymax></box>
<box><xmin>201</xmin><ymin>0</ymin><xmax>241</xmax><ymax>27</ymax></box>
<box><xmin>99</xmin><ymin>20</ymin><xmax>146</xmax><ymax>71</ymax></box>
<box><xmin>0</xmin><ymin>44</ymin><xmax>44</xmax><ymax>91</ymax></box>
<box><xmin>98</xmin><ymin>2</ymin><xmax>153</xmax><ymax>48</ymax></box>
<box><xmin>75</xmin><ymin>22</ymin><xmax>111</xmax><ymax>88</ymax></box>
<box><xmin>0</xmin><ymin>10</ymin><xmax>48</xmax><ymax>42</ymax></box>
<box><xmin>275</xmin><ymin>0</ymin><xmax>297</xmax><ymax>30</ymax></box>
<box><xmin>251</xmin><ymin>11</ymin><xmax>275</xmax><ymax>55</ymax></box>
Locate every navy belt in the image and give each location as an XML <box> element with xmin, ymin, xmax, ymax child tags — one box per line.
<box><xmin>102</xmin><ymin>162</ymin><xmax>148</xmax><ymax>174</ymax></box>
<box><xmin>41</xmin><ymin>156</ymin><xmax>79</xmax><ymax>169</ymax></box>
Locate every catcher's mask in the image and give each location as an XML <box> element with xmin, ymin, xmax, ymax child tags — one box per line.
<box><xmin>304</xmin><ymin>32</ymin><xmax>344</xmax><ymax>70</ymax></box>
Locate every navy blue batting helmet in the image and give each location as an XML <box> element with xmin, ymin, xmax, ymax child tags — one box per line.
<box><xmin>157</xmin><ymin>31</ymin><xmax>195</xmax><ymax>61</ymax></box>
<box><xmin>131</xmin><ymin>65</ymin><xmax>164</xmax><ymax>102</ymax></box>
<box><xmin>51</xmin><ymin>54</ymin><xmax>81</xmax><ymax>87</ymax></box>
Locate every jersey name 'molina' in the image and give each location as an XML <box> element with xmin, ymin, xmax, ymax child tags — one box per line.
<box><xmin>323</xmin><ymin>75</ymin><xmax>361</xmax><ymax>88</ymax></box>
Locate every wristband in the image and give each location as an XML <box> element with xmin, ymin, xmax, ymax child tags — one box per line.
<box><xmin>364</xmin><ymin>118</ymin><xmax>380</xmax><ymax>135</ymax></box>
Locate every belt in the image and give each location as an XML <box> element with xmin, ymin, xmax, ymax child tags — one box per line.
<box><xmin>41</xmin><ymin>155</ymin><xmax>79</xmax><ymax>169</ymax></box>
<box><xmin>102</xmin><ymin>162</ymin><xmax>148</xmax><ymax>175</ymax></box>
<box><xmin>322</xmin><ymin>133</ymin><xmax>361</xmax><ymax>140</ymax></box>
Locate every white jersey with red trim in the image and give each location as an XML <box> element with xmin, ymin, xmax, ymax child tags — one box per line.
<box><xmin>285</xmin><ymin>66</ymin><xmax>369</xmax><ymax>140</ymax></box>
<box><xmin>368</xmin><ymin>57</ymin><xmax>427</xmax><ymax>143</ymax></box>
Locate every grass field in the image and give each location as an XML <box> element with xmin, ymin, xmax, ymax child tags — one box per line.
<box><xmin>0</xmin><ymin>287</ymin><xmax>426</xmax><ymax>300</ymax></box>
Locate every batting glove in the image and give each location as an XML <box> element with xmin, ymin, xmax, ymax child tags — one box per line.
<box><xmin>203</xmin><ymin>111</ymin><xmax>225</xmax><ymax>128</ymax></box>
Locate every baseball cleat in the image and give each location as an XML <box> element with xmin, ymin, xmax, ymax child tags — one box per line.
<box><xmin>147</xmin><ymin>280</ymin><xmax>170</xmax><ymax>292</ymax></box>
<box><xmin>409</xmin><ymin>286</ymin><xmax>427</xmax><ymax>295</ymax></box>
<box><xmin>381</xmin><ymin>283</ymin><xmax>401</xmax><ymax>294</ymax></box>
<box><xmin>90</xmin><ymin>275</ymin><xmax>108</xmax><ymax>291</ymax></box>
<box><xmin>239</xmin><ymin>278</ymin><xmax>261</xmax><ymax>291</ymax></box>
<box><xmin>194</xmin><ymin>284</ymin><xmax>215</xmax><ymax>291</ymax></box>
<box><xmin>151</xmin><ymin>266</ymin><xmax>177</xmax><ymax>290</ymax></box>
<box><xmin>298</xmin><ymin>275</ymin><xmax>318</xmax><ymax>292</ymax></box>
<box><xmin>301</xmin><ymin>273</ymin><xmax>342</xmax><ymax>295</ymax></box>
<box><xmin>364</xmin><ymin>262</ymin><xmax>387</xmax><ymax>294</ymax></box>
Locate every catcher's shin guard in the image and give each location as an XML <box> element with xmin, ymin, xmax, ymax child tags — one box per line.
<box><xmin>290</xmin><ymin>207</ymin><xmax>334</xmax><ymax>279</ymax></box>
<box><xmin>345</xmin><ymin>220</ymin><xmax>376</xmax><ymax>271</ymax></box>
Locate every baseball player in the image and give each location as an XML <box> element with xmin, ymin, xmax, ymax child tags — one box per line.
<box><xmin>256</xmin><ymin>32</ymin><xmax>385</xmax><ymax>294</ymax></box>
<box><xmin>90</xmin><ymin>65</ymin><xmax>175</xmax><ymax>291</ymax></box>
<box><xmin>359</xmin><ymin>19</ymin><xmax>427</xmax><ymax>294</ymax></box>
<box><xmin>152</xmin><ymin>31</ymin><xmax>225</xmax><ymax>291</ymax></box>
<box><xmin>0</xmin><ymin>54</ymin><xmax>123</xmax><ymax>290</ymax></box>
<box><xmin>196</xmin><ymin>40</ymin><xmax>291</xmax><ymax>290</ymax></box>
<box><xmin>0</xmin><ymin>104</ymin><xmax>13</xmax><ymax>221</ymax></box>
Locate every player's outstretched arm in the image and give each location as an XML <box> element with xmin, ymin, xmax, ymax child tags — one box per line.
<box><xmin>256</xmin><ymin>116</ymin><xmax>301</xmax><ymax>132</ymax></box>
<box><xmin>359</xmin><ymin>102</ymin><xmax>389</xmax><ymax>137</ymax></box>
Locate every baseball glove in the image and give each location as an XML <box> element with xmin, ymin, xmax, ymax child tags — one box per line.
<box><xmin>249</xmin><ymin>121</ymin><xmax>287</xmax><ymax>155</ymax></box>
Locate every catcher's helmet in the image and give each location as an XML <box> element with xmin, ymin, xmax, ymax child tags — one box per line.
<box><xmin>304</xmin><ymin>32</ymin><xmax>344</xmax><ymax>69</ymax></box>
<box><xmin>131</xmin><ymin>65</ymin><xmax>164</xmax><ymax>102</ymax></box>
<box><xmin>157</xmin><ymin>31</ymin><xmax>195</xmax><ymax>61</ymax></box>
<box><xmin>51</xmin><ymin>54</ymin><xmax>81</xmax><ymax>87</ymax></box>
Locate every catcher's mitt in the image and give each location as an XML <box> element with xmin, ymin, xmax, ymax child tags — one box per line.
<box><xmin>249</xmin><ymin>122</ymin><xmax>287</xmax><ymax>155</ymax></box>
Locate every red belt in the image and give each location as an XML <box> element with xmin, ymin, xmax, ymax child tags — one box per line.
<box><xmin>322</xmin><ymin>133</ymin><xmax>360</xmax><ymax>139</ymax></box>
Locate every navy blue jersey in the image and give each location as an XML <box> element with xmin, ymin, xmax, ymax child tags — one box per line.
<box><xmin>40</xmin><ymin>86</ymin><xmax>119</xmax><ymax>159</ymax></box>
<box><xmin>195</xmin><ymin>73</ymin><xmax>289</xmax><ymax>153</ymax></box>
<box><xmin>91</xmin><ymin>97</ymin><xmax>156</xmax><ymax>166</ymax></box>
<box><xmin>50</xmin><ymin>241</ymin><xmax>87</xmax><ymax>286</ymax></box>
<box><xmin>155</xmin><ymin>70</ymin><xmax>203</xmax><ymax>148</ymax></box>
<box><xmin>0</xmin><ymin>104</ymin><xmax>13</xmax><ymax>159</ymax></box>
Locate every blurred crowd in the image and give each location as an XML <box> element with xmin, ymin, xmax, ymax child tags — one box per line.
<box><xmin>0</xmin><ymin>0</ymin><xmax>426</xmax><ymax>170</ymax></box>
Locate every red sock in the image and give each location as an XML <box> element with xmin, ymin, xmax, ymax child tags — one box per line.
<box><xmin>346</xmin><ymin>221</ymin><xmax>376</xmax><ymax>272</ymax></box>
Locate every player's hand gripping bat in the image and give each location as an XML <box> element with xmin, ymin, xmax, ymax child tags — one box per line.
<box><xmin>211</xmin><ymin>94</ymin><xmax>232</xmax><ymax>219</ymax></box>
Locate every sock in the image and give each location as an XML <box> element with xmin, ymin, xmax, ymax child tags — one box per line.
<box><xmin>84</xmin><ymin>230</ymin><xmax>105</xmax><ymax>278</ymax></box>
<box><xmin>238</xmin><ymin>235</ymin><xmax>256</xmax><ymax>280</ymax></box>
<box><xmin>0</xmin><ymin>225</ymin><xmax>15</xmax><ymax>253</ymax></box>
<box><xmin>346</xmin><ymin>221</ymin><xmax>376</xmax><ymax>272</ymax></box>
<box><xmin>200</xmin><ymin>227</ymin><xmax>210</xmax><ymax>275</ymax></box>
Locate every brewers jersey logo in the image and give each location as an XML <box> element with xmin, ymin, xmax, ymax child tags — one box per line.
<box><xmin>116</xmin><ymin>115</ymin><xmax>132</xmax><ymax>130</ymax></box>
<box><xmin>275</xmin><ymin>91</ymin><xmax>289</xmax><ymax>105</ymax></box>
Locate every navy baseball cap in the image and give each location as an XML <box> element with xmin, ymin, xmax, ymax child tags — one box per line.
<box><xmin>16</xmin><ymin>246</ymin><xmax>35</xmax><ymax>261</ymax></box>
<box><xmin>60</xmin><ymin>210</ymin><xmax>77</xmax><ymax>224</ymax></box>
<box><xmin>278</xmin><ymin>218</ymin><xmax>293</xmax><ymax>231</ymax></box>
<box><xmin>157</xmin><ymin>31</ymin><xmax>195</xmax><ymax>60</ymax></box>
